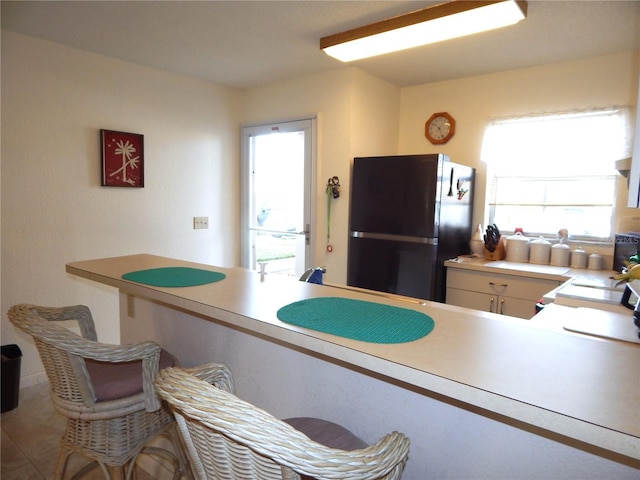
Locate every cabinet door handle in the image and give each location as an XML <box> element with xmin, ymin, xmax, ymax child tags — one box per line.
<box><xmin>499</xmin><ymin>298</ymin><xmax>505</xmax><ymax>314</ymax></box>
<box><xmin>489</xmin><ymin>282</ymin><xmax>508</xmax><ymax>288</ymax></box>
<box><xmin>489</xmin><ymin>297</ymin><xmax>495</xmax><ymax>313</ymax></box>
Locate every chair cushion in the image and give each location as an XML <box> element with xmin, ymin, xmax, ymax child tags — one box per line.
<box><xmin>85</xmin><ymin>349</ymin><xmax>176</xmax><ymax>401</ymax></box>
<box><xmin>283</xmin><ymin>417</ymin><xmax>368</xmax><ymax>480</ymax></box>
<box><xmin>283</xmin><ymin>417</ymin><xmax>368</xmax><ymax>450</ymax></box>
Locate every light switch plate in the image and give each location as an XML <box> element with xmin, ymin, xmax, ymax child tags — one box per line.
<box><xmin>193</xmin><ymin>216</ymin><xmax>209</xmax><ymax>229</ymax></box>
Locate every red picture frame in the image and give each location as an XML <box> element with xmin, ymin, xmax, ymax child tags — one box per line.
<box><xmin>100</xmin><ymin>129</ymin><xmax>144</xmax><ymax>187</ymax></box>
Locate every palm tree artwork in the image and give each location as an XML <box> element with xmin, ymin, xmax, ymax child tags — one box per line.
<box><xmin>100</xmin><ymin>130</ymin><xmax>144</xmax><ymax>187</ymax></box>
<box><xmin>110</xmin><ymin>139</ymin><xmax>140</xmax><ymax>185</ymax></box>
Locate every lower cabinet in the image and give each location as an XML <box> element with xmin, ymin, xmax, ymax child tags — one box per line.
<box><xmin>446</xmin><ymin>268</ymin><xmax>562</xmax><ymax>319</ymax></box>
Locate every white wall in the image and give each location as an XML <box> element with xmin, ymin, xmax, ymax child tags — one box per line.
<box><xmin>243</xmin><ymin>67</ymin><xmax>400</xmax><ymax>283</ymax></box>
<box><xmin>398</xmin><ymin>52</ymin><xmax>640</xmax><ymax>248</ymax></box>
<box><xmin>1</xmin><ymin>31</ymin><xmax>242</xmax><ymax>386</ymax></box>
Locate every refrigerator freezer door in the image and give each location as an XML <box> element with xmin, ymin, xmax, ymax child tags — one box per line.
<box><xmin>349</xmin><ymin>155</ymin><xmax>443</xmax><ymax>237</ymax></box>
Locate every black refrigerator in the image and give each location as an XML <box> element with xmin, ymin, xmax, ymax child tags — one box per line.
<box><xmin>347</xmin><ymin>154</ymin><xmax>474</xmax><ymax>303</ymax></box>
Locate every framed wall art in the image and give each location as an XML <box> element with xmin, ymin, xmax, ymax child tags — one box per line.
<box><xmin>100</xmin><ymin>129</ymin><xmax>144</xmax><ymax>187</ymax></box>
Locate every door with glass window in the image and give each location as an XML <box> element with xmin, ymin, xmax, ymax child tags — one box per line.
<box><xmin>240</xmin><ymin>119</ymin><xmax>315</xmax><ymax>277</ymax></box>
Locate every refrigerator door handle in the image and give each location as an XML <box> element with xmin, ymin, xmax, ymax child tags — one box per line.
<box><xmin>350</xmin><ymin>231</ymin><xmax>438</xmax><ymax>245</ymax></box>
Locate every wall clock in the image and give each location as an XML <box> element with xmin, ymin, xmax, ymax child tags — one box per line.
<box><xmin>425</xmin><ymin>112</ymin><xmax>455</xmax><ymax>144</ymax></box>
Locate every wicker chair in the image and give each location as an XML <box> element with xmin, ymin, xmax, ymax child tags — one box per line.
<box><xmin>155</xmin><ymin>363</ymin><xmax>410</xmax><ymax>480</ymax></box>
<box><xmin>7</xmin><ymin>304</ymin><xmax>192</xmax><ymax>480</ymax></box>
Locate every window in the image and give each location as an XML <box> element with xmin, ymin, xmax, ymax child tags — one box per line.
<box><xmin>481</xmin><ymin>107</ymin><xmax>632</xmax><ymax>241</ymax></box>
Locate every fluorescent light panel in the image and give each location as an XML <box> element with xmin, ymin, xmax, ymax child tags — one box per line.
<box><xmin>321</xmin><ymin>0</ymin><xmax>527</xmax><ymax>62</ymax></box>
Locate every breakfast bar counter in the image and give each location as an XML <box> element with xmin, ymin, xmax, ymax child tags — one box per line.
<box><xmin>66</xmin><ymin>254</ymin><xmax>639</xmax><ymax>479</ymax></box>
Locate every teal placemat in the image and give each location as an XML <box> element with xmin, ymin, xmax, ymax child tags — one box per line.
<box><xmin>277</xmin><ymin>297</ymin><xmax>434</xmax><ymax>344</ymax></box>
<box><xmin>122</xmin><ymin>267</ymin><xmax>226</xmax><ymax>287</ymax></box>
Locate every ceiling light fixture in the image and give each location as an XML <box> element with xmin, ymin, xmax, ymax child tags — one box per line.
<box><xmin>320</xmin><ymin>0</ymin><xmax>527</xmax><ymax>62</ymax></box>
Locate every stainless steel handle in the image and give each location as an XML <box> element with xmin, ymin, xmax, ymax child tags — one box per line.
<box><xmin>499</xmin><ymin>298</ymin><xmax>505</xmax><ymax>314</ymax></box>
<box><xmin>489</xmin><ymin>282</ymin><xmax>508</xmax><ymax>288</ymax></box>
<box><xmin>301</xmin><ymin>224</ymin><xmax>310</xmax><ymax>245</ymax></box>
<box><xmin>350</xmin><ymin>231</ymin><xmax>438</xmax><ymax>245</ymax></box>
<box><xmin>489</xmin><ymin>297</ymin><xmax>495</xmax><ymax>313</ymax></box>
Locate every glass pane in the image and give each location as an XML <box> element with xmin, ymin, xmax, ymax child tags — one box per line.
<box><xmin>492</xmin><ymin>205</ymin><xmax>613</xmax><ymax>238</ymax></box>
<box><xmin>253</xmin><ymin>230</ymin><xmax>306</xmax><ymax>276</ymax></box>
<box><xmin>250</xmin><ymin>131</ymin><xmax>305</xmax><ymax>277</ymax></box>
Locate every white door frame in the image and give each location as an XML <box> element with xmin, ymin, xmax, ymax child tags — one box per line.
<box><xmin>240</xmin><ymin>117</ymin><xmax>316</xmax><ymax>273</ymax></box>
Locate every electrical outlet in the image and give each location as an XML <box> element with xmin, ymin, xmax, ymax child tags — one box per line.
<box><xmin>193</xmin><ymin>216</ymin><xmax>209</xmax><ymax>229</ymax></box>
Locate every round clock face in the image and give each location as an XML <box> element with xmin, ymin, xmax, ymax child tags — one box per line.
<box><xmin>425</xmin><ymin>112</ymin><xmax>455</xmax><ymax>144</ymax></box>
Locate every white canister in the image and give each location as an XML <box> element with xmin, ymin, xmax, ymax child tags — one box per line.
<box><xmin>505</xmin><ymin>232</ymin><xmax>530</xmax><ymax>263</ymax></box>
<box><xmin>529</xmin><ymin>236</ymin><xmax>551</xmax><ymax>265</ymax></box>
<box><xmin>550</xmin><ymin>243</ymin><xmax>570</xmax><ymax>267</ymax></box>
<box><xmin>588</xmin><ymin>253</ymin><xmax>604</xmax><ymax>270</ymax></box>
<box><xmin>570</xmin><ymin>248</ymin><xmax>588</xmax><ymax>269</ymax></box>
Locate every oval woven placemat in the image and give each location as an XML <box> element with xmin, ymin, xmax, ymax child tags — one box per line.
<box><xmin>122</xmin><ymin>267</ymin><xmax>226</xmax><ymax>287</ymax></box>
<box><xmin>277</xmin><ymin>297</ymin><xmax>434</xmax><ymax>344</ymax></box>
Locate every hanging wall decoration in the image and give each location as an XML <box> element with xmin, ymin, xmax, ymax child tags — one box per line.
<box><xmin>100</xmin><ymin>129</ymin><xmax>144</xmax><ymax>187</ymax></box>
<box><xmin>325</xmin><ymin>176</ymin><xmax>340</xmax><ymax>253</ymax></box>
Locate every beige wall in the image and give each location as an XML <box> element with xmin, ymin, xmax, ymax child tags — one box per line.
<box><xmin>1</xmin><ymin>31</ymin><xmax>242</xmax><ymax>385</ymax></box>
<box><xmin>398</xmin><ymin>52</ymin><xmax>640</xmax><ymax>248</ymax></box>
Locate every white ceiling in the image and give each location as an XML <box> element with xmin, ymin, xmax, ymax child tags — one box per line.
<box><xmin>2</xmin><ymin>1</ymin><xmax>639</xmax><ymax>90</ymax></box>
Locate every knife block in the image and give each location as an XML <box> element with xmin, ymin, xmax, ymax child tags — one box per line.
<box><xmin>484</xmin><ymin>236</ymin><xmax>506</xmax><ymax>260</ymax></box>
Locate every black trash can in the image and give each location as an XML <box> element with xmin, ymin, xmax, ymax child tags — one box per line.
<box><xmin>1</xmin><ymin>344</ymin><xmax>22</xmax><ymax>412</ymax></box>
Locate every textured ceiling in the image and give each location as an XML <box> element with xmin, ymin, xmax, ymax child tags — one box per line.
<box><xmin>2</xmin><ymin>1</ymin><xmax>639</xmax><ymax>90</ymax></box>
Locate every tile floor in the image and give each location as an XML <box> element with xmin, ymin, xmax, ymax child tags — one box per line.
<box><xmin>1</xmin><ymin>382</ymin><xmax>160</xmax><ymax>479</ymax></box>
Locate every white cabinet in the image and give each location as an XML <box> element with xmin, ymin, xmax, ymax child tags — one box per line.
<box><xmin>446</xmin><ymin>268</ymin><xmax>562</xmax><ymax>319</ymax></box>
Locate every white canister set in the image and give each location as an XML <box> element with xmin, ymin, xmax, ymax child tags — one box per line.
<box><xmin>478</xmin><ymin>228</ymin><xmax>604</xmax><ymax>269</ymax></box>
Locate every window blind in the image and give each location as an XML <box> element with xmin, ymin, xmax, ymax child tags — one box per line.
<box><xmin>481</xmin><ymin>107</ymin><xmax>631</xmax><ymax>240</ymax></box>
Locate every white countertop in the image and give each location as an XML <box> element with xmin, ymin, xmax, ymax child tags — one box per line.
<box><xmin>445</xmin><ymin>255</ymin><xmax>618</xmax><ymax>283</ymax></box>
<box><xmin>532</xmin><ymin>303</ymin><xmax>639</xmax><ymax>344</ymax></box>
<box><xmin>67</xmin><ymin>254</ymin><xmax>640</xmax><ymax>463</ymax></box>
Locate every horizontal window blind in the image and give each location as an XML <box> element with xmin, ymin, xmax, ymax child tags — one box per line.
<box><xmin>482</xmin><ymin>107</ymin><xmax>631</xmax><ymax>240</ymax></box>
<box><xmin>489</xmin><ymin>176</ymin><xmax>616</xmax><ymax>206</ymax></box>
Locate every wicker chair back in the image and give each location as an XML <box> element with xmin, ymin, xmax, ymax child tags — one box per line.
<box><xmin>156</xmin><ymin>363</ymin><xmax>410</xmax><ymax>480</ymax></box>
<box><xmin>8</xmin><ymin>304</ymin><xmax>191</xmax><ymax>480</ymax></box>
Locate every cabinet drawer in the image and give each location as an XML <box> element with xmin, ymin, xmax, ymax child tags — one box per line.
<box><xmin>446</xmin><ymin>288</ymin><xmax>539</xmax><ymax>318</ymax></box>
<box><xmin>447</xmin><ymin>268</ymin><xmax>560</xmax><ymax>301</ymax></box>
<box><xmin>447</xmin><ymin>288</ymin><xmax>494</xmax><ymax>312</ymax></box>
